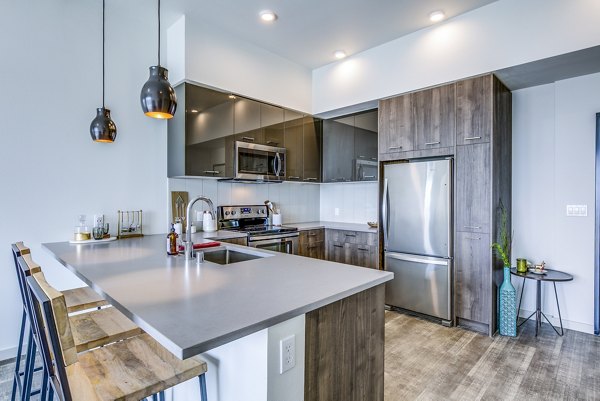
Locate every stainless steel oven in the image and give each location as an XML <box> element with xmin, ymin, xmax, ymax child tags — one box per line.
<box><xmin>248</xmin><ymin>232</ymin><xmax>298</xmax><ymax>254</ymax></box>
<box><xmin>235</xmin><ymin>141</ymin><xmax>286</xmax><ymax>181</ymax></box>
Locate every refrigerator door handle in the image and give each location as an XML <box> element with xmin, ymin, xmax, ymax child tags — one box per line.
<box><xmin>385</xmin><ymin>252</ymin><xmax>449</xmax><ymax>266</ymax></box>
<box><xmin>382</xmin><ymin>178</ymin><xmax>389</xmax><ymax>249</ymax></box>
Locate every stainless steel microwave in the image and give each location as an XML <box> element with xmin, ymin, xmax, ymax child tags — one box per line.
<box><xmin>234</xmin><ymin>141</ymin><xmax>286</xmax><ymax>181</ymax></box>
<box><xmin>355</xmin><ymin>159</ymin><xmax>378</xmax><ymax>181</ymax></box>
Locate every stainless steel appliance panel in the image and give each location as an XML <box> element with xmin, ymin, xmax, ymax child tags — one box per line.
<box><xmin>249</xmin><ymin>234</ymin><xmax>298</xmax><ymax>254</ymax></box>
<box><xmin>384</xmin><ymin>252</ymin><xmax>451</xmax><ymax>320</ymax></box>
<box><xmin>383</xmin><ymin>160</ymin><xmax>451</xmax><ymax>257</ymax></box>
<box><xmin>235</xmin><ymin>141</ymin><xmax>286</xmax><ymax>181</ymax></box>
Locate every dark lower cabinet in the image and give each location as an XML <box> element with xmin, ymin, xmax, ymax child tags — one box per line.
<box><xmin>324</xmin><ymin>229</ymin><xmax>378</xmax><ymax>269</ymax></box>
<box><xmin>298</xmin><ymin>229</ymin><xmax>325</xmax><ymax>259</ymax></box>
<box><xmin>455</xmin><ymin>232</ymin><xmax>491</xmax><ymax>332</ymax></box>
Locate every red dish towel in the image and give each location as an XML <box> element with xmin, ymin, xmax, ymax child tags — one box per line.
<box><xmin>178</xmin><ymin>241</ymin><xmax>221</xmax><ymax>251</ymax></box>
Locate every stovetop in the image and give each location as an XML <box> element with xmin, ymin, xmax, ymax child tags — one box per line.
<box><xmin>224</xmin><ymin>224</ymin><xmax>298</xmax><ymax>236</ymax></box>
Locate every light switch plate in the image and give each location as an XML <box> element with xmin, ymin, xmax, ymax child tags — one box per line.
<box><xmin>566</xmin><ymin>205</ymin><xmax>587</xmax><ymax>217</ymax></box>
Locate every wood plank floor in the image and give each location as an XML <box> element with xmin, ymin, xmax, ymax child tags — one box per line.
<box><xmin>385</xmin><ymin>311</ymin><xmax>600</xmax><ymax>400</ymax></box>
<box><xmin>2</xmin><ymin>312</ymin><xmax>599</xmax><ymax>400</ymax></box>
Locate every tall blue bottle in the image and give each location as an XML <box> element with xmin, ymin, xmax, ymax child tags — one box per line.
<box><xmin>499</xmin><ymin>266</ymin><xmax>517</xmax><ymax>336</ymax></box>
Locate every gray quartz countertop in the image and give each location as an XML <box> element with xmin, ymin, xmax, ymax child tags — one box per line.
<box><xmin>43</xmin><ymin>235</ymin><xmax>392</xmax><ymax>359</ymax></box>
<box><xmin>286</xmin><ymin>221</ymin><xmax>378</xmax><ymax>233</ymax></box>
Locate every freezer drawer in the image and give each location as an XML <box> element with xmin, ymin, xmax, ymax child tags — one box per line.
<box><xmin>385</xmin><ymin>252</ymin><xmax>451</xmax><ymax>321</ymax></box>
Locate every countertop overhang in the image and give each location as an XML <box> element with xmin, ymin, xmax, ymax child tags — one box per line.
<box><xmin>43</xmin><ymin>234</ymin><xmax>392</xmax><ymax>359</ymax></box>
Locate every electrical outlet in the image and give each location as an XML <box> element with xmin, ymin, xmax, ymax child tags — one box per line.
<box><xmin>566</xmin><ymin>205</ymin><xmax>587</xmax><ymax>217</ymax></box>
<box><xmin>279</xmin><ymin>335</ymin><xmax>295</xmax><ymax>374</ymax></box>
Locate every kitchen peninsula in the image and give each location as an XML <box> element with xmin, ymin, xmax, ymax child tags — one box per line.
<box><xmin>43</xmin><ymin>234</ymin><xmax>392</xmax><ymax>401</ymax></box>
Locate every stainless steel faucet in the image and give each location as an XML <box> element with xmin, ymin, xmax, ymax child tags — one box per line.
<box><xmin>183</xmin><ymin>196</ymin><xmax>216</xmax><ymax>260</ymax></box>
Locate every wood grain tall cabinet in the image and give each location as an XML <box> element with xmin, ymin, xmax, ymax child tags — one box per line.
<box><xmin>378</xmin><ymin>74</ymin><xmax>511</xmax><ymax>336</ymax></box>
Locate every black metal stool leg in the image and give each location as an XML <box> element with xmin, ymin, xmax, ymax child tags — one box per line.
<box><xmin>535</xmin><ymin>280</ymin><xmax>542</xmax><ymax>337</ymax></box>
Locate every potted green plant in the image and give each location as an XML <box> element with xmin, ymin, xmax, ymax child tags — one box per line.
<box><xmin>492</xmin><ymin>202</ymin><xmax>516</xmax><ymax>336</ymax></box>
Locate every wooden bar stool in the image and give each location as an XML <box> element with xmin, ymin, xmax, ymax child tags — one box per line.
<box><xmin>11</xmin><ymin>243</ymin><xmax>142</xmax><ymax>401</ymax></box>
<box><xmin>25</xmin><ymin>270</ymin><xmax>208</xmax><ymax>401</ymax></box>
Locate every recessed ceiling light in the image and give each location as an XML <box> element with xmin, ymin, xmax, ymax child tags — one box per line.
<box><xmin>260</xmin><ymin>10</ymin><xmax>277</xmax><ymax>22</ymax></box>
<box><xmin>334</xmin><ymin>50</ymin><xmax>347</xmax><ymax>59</ymax></box>
<box><xmin>190</xmin><ymin>109</ymin><xmax>199</xmax><ymax>113</ymax></box>
<box><xmin>228</xmin><ymin>94</ymin><xmax>236</xmax><ymax>99</ymax></box>
<box><xmin>429</xmin><ymin>10</ymin><xmax>445</xmax><ymax>22</ymax></box>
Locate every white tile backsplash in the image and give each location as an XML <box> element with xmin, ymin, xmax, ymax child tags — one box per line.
<box><xmin>319</xmin><ymin>182</ymin><xmax>378</xmax><ymax>224</ymax></box>
<box><xmin>167</xmin><ymin>178</ymin><xmax>321</xmax><ymax>224</ymax></box>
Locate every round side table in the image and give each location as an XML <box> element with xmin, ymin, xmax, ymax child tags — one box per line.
<box><xmin>510</xmin><ymin>268</ymin><xmax>573</xmax><ymax>336</ymax></box>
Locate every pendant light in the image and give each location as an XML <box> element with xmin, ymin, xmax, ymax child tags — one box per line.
<box><xmin>90</xmin><ymin>0</ymin><xmax>117</xmax><ymax>143</ymax></box>
<box><xmin>140</xmin><ymin>0</ymin><xmax>177</xmax><ymax>119</ymax></box>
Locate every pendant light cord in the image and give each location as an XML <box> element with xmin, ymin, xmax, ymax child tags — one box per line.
<box><xmin>102</xmin><ymin>0</ymin><xmax>105</xmax><ymax>108</ymax></box>
<box><xmin>157</xmin><ymin>0</ymin><xmax>161</xmax><ymax>66</ymax></box>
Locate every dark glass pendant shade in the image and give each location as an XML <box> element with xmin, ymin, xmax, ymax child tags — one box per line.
<box><xmin>140</xmin><ymin>66</ymin><xmax>177</xmax><ymax>119</ymax></box>
<box><xmin>90</xmin><ymin>107</ymin><xmax>117</xmax><ymax>143</ymax></box>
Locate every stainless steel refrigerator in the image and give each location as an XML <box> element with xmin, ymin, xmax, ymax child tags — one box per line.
<box><xmin>382</xmin><ymin>159</ymin><xmax>452</xmax><ymax>323</ymax></box>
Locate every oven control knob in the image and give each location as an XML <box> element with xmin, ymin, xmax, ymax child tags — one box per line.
<box><xmin>225</xmin><ymin>211</ymin><xmax>230</xmax><ymax>216</ymax></box>
<box><xmin>232</xmin><ymin>211</ymin><xmax>236</xmax><ymax>215</ymax></box>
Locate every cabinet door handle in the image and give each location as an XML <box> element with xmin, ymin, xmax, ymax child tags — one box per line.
<box><xmin>333</xmin><ymin>244</ymin><xmax>343</xmax><ymax>248</ymax></box>
<box><xmin>345</xmin><ymin>233</ymin><xmax>356</xmax><ymax>237</ymax></box>
<box><xmin>363</xmin><ymin>175</ymin><xmax>375</xmax><ymax>179</ymax></box>
<box><xmin>464</xmin><ymin>225</ymin><xmax>481</xmax><ymax>230</ymax></box>
<box><xmin>358</xmin><ymin>247</ymin><xmax>369</xmax><ymax>251</ymax></box>
<box><xmin>266</xmin><ymin>140</ymin><xmax>279</xmax><ymax>145</ymax></box>
<box><xmin>466</xmin><ymin>236</ymin><xmax>481</xmax><ymax>240</ymax></box>
<box><xmin>358</xmin><ymin>155</ymin><xmax>366</xmax><ymax>159</ymax></box>
<box><xmin>370</xmin><ymin>157</ymin><xmax>377</xmax><ymax>161</ymax></box>
<box><xmin>203</xmin><ymin>170</ymin><xmax>220</xmax><ymax>174</ymax></box>
<box><xmin>307</xmin><ymin>245</ymin><xmax>320</xmax><ymax>249</ymax></box>
<box><xmin>304</xmin><ymin>177</ymin><xmax>318</xmax><ymax>181</ymax></box>
<box><xmin>287</xmin><ymin>176</ymin><xmax>300</xmax><ymax>180</ymax></box>
<box><xmin>242</xmin><ymin>136</ymin><xmax>255</xmax><ymax>142</ymax></box>
<box><xmin>388</xmin><ymin>146</ymin><xmax>402</xmax><ymax>150</ymax></box>
<box><xmin>464</xmin><ymin>136</ymin><xmax>481</xmax><ymax>141</ymax></box>
<box><xmin>308</xmin><ymin>233</ymin><xmax>317</xmax><ymax>237</ymax></box>
<box><xmin>425</xmin><ymin>141</ymin><xmax>441</xmax><ymax>146</ymax></box>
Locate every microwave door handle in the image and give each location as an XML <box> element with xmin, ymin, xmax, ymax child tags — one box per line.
<box><xmin>272</xmin><ymin>154</ymin><xmax>278</xmax><ymax>176</ymax></box>
<box><xmin>275</xmin><ymin>153</ymin><xmax>282</xmax><ymax>176</ymax></box>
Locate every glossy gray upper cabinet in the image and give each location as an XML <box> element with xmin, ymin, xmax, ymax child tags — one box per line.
<box><xmin>322</xmin><ymin>119</ymin><xmax>355</xmax><ymax>182</ymax></box>
<box><xmin>234</xmin><ymin>97</ymin><xmax>263</xmax><ymax>144</ymax></box>
<box><xmin>262</xmin><ymin>103</ymin><xmax>285</xmax><ymax>147</ymax></box>
<box><xmin>168</xmin><ymin>83</ymin><xmax>235</xmax><ymax>178</ymax></box>
<box><xmin>283</xmin><ymin>110</ymin><xmax>304</xmax><ymax>181</ymax></box>
<box><xmin>303</xmin><ymin>117</ymin><xmax>322</xmax><ymax>182</ymax></box>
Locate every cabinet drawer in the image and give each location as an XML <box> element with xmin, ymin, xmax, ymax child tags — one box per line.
<box><xmin>304</xmin><ymin>229</ymin><xmax>324</xmax><ymax>243</ymax></box>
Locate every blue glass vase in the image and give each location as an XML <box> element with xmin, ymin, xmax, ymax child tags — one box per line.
<box><xmin>499</xmin><ymin>266</ymin><xmax>517</xmax><ymax>336</ymax></box>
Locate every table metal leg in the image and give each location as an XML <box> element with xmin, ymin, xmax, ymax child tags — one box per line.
<box><xmin>539</xmin><ymin>282</ymin><xmax>565</xmax><ymax>336</ymax></box>
<box><xmin>535</xmin><ymin>280</ymin><xmax>542</xmax><ymax>337</ymax></box>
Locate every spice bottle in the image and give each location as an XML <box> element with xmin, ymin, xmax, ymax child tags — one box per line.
<box><xmin>167</xmin><ymin>224</ymin><xmax>179</xmax><ymax>255</ymax></box>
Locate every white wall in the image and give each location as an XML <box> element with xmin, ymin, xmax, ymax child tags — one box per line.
<box><xmin>312</xmin><ymin>0</ymin><xmax>600</xmax><ymax>114</ymax></box>
<box><xmin>320</xmin><ymin>182</ymin><xmax>378</xmax><ymax>223</ymax></box>
<box><xmin>168</xmin><ymin>179</ymin><xmax>320</xmax><ymax>224</ymax></box>
<box><xmin>169</xmin><ymin>15</ymin><xmax>312</xmax><ymax>113</ymax></box>
<box><xmin>0</xmin><ymin>0</ymin><xmax>168</xmax><ymax>360</ymax></box>
<box><xmin>512</xmin><ymin>72</ymin><xmax>600</xmax><ymax>333</ymax></box>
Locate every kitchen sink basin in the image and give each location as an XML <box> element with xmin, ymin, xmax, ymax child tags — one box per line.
<box><xmin>201</xmin><ymin>248</ymin><xmax>265</xmax><ymax>265</ymax></box>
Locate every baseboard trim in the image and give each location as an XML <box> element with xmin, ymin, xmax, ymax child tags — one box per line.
<box><xmin>518</xmin><ymin>309</ymin><xmax>594</xmax><ymax>334</ymax></box>
<box><xmin>0</xmin><ymin>345</ymin><xmax>19</xmax><ymax>363</ymax></box>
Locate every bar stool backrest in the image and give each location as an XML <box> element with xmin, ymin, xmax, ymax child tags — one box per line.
<box><xmin>11</xmin><ymin>242</ymin><xmax>37</xmax><ymax>311</ymax></box>
<box><xmin>23</xmin><ymin>265</ymin><xmax>77</xmax><ymax>401</ymax></box>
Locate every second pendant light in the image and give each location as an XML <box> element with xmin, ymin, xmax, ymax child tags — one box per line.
<box><xmin>140</xmin><ymin>0</ymin><xmax>177</xmax><ymax>119</ymax></box>
<box><xmin>90</xmin><ymin>0</ymin><xmax>117</xmax><ymax>143</ymax></box>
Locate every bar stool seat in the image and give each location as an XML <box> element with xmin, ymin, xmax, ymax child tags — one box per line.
<box><xmin>63</xmin><ymin>287</ymin><xmax>109</xmax><ymax>313</ymax></box>
<box><xmin>68</xmin><ymin>333</ymin><xmax>207</xmax><ymax>401</ymax></box>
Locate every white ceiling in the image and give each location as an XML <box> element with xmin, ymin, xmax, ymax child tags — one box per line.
<box><xmin>165</xmin><ymin>0</ymin><xmax>497</xmax><ymax>69</ymax></box>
